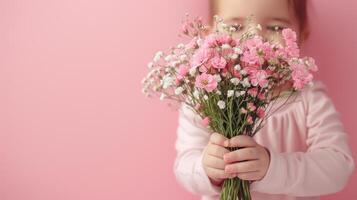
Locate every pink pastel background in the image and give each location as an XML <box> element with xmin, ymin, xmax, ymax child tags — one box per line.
<box><xmin>0</xmin><ymin>0</ymin><xmax>356</xmax><ymax>199</ymax></box>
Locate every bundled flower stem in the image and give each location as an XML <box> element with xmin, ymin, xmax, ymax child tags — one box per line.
<box><xmin>142</xmin><ymin>14</ymin><xmax>317</xmax><ymax>200</ymax></box>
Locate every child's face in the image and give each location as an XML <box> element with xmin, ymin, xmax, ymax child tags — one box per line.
<box><xmin>213</xmin><ymin>0</ymin><xmax>301</xmax><ymax>44</ymax></box>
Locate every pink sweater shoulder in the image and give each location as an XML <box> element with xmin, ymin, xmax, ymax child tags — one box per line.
<box><xmin>173</xmin><ymin>81</ymin><xmax>355</xmax><ymax>198</ymax></box>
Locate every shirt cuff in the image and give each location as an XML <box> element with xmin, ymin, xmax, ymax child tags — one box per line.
<box><xmin>194</xmin><ymin>152</ymin><xmax>222</xmax><ymax>196</ymax></box>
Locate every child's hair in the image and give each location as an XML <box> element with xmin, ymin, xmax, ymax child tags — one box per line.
<box><xmin>209</xmin><ymin>0</ymin><xmax>310</xmax><ymax>41</ymax></box>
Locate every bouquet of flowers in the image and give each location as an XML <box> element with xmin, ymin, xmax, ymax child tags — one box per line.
<box><xmin>142</xmin><ymin>15</ymin><xmax>317</xmax><ymax>200</ymax></box>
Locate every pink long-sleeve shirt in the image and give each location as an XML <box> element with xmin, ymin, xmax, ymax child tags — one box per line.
<box><xmin>173</xmin><ymin>81</ymin><xmax>355</xmax><ymax>200</ymax></box>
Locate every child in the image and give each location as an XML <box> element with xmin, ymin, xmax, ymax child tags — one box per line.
<box><xmin>173</xmin><ymin>0</ymin><xmax>355</xmax><ymax>199</ymax></box>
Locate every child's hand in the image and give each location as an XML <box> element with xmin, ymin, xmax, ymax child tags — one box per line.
<box><xmin>223</xmin><ymin>135</ymin><xmax>270</xmax><ymax>181</ymax></box>
<box><xmin>202</xmin><ymin>133</ymin><xmax>236</xmax><ymax>186</ymax></box>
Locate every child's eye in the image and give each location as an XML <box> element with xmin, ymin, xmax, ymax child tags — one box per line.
<box><xmin>267</xmin><ymin>25</ymin><xmax>285</xmax><ymax>32</ymax></box>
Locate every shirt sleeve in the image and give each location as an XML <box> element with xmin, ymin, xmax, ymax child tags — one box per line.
<box><xmin>173</xmin><ymin>103</ymin><xmax>221</xmax><ymax>196</ymax></box>
<box><xmin>250</xmin><ymin>81</ymin><xmax>355</xmax><ymax>197</ymax></box>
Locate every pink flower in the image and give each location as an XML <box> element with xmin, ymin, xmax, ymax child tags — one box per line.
<box><xmin>282</xmin><ymin>29</ymin><xmax>300</xmax><ymax>57</ymax></box>
<box><xmin>204</xmin><ymin>34</ymin><xmax>219</xmax><ymax>48</ymax></box>
<box><xmin>175</xmin><ymin>78</ymin><xmax>182</xmax><ymax>85</ymax></box>
<box><xmin>256</xmin><ymin>107</ymin><xmax>265</xmax><ymax>118</ymax></box>
<box><xmin>191</xmin><ymin>48</ymin><xmax>216</xmax><ymax>67</ymax></box>
<box><xmin>247</xmin><ymin>115</ymin><xmax>253</xmax><ymax>124</ymax></box>
<box><xmin>195</xmin><ymin>73</ymin><xmax>218</xmax><ymax>92</ymax></box>
<box><xmin>239</xmin><ymin>37</ymin><xmax>268</xmax><ymax>67</ymax></box>
<box><xmin>178</xmin><ymin>65</ymin><xmax>189</xmax><ymax>77</ymax></box>
<box><xmin>249</xmin><ymin>70</ymin><xmax>268</xmax><ymax>88</ymax></box>
<box><xmin>185</xmin><ymin>37</ymin><xmax>198</xmax><ymax>50</ymax></box>
<box><xmin>232</xmin><ymin>70</ymin><xmax>242</xmax><ymax>79</ymax></box>
<box><xmin>261</xmin><ymin>42</ymin><xmax>275</xmax><ymax>60</ymax></box>
<box><xmin>176</xmin><ymin>65</ymin><xmax>189</xmax><ymax>81</ymax></box>
<box><xmin>282</xmin><ymin>28</ymin><xmax>297</xmax><ymax>43</ymax></box>
<box><xmin>305</xmin><ymin>58</ymin><xmax>318</xmax><ymax>72</ymax></box>
<box><xmin>285</xmin><ymin>42</ymin><xmax>300</xmax><ymax>57</ymax></box>
<box><xmin>181</xmin><ymin>23</ymin><xmax>189</xmax><ymax>34</ymax></box>
<box><xmin>241</xmin><ymin>108</ymin><xmax>248</xmax><ymax>114</ymax></box>
<box><xmin>216</xmin><ymin>34</ymin><xmax>234</xmax><ymax>45</ymax></box>
<box><xmin>248</xmin><ymin>88</ymin><xmax>258</xmax><ymax>97</ymax></box>
<box><xmin>202</xmin><ymin>117</ymin><xmax>210</xmax><ymax>126</ymax></box>
<box><xmin>211</xmin><ymin>56</ymin><xmax>227</xmax><ymax>69</ymax></box>
<box><xmin>258</xmin><ymin>93</ymin><xmax>266</xmax><ymax>100</ymax></box>
<box><xmin>247</xmin><ymin>103</ymin><xmax>256</xmax><ymax>111</ymax></box>
<box><xmin>203</xmin><ymin>33</ymin><xmax>235</xmax><ymax>48</ymax></box>
<box><xmin>290</xmin><ymin>63</ymin><xmax>313</xmax><ymax>90</ymax></box>
<box><xmin>243</xmin><ymin>36</ymin><xmax>264</xmax><ymax>50</ymax></box>
<box><xmin>241</xmin><ymin>50</ymin><xmax>264</xmax><ymax>67</ymax></box>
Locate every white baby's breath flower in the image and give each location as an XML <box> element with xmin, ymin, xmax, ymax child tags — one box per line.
<box><xmin>227</xmin><ymin>90</ymin><xmax>234</xmax><ymax>98</ymax></box>
<box><xmin>153</xmin><ymin>85</ymin><xmax>159</xmax><ymax>92</ymax></box>
<box><xmin>229</xmin><ymin>26</ymin><xmax>237</xmax><ymax>32</ymax></box>
<box><xmin>149</xmin><ymin>78</ymin><xmax>155</xmax><ymax>84</ymax></box>
<box><xmin>193</xmin><ymin>90</ymin><xmax>200</xmax><ymax>99</ymax></box>
<box><xmin>230</xmin><ymin>78</ymin><xmax>240</xmax><ymax>86</ymax></box>
<box><xmin>241</xmin><ymin>69</ymin><xmax>247</xmax><ymax>75</ymax></box>
<box><xmin>180</xmin><ymin>55</ymin><xmax>188</xmax><ymax>62</ymax></box>
<box><xmin>242</xmin><ymin>78</ymin><xmax>251</xmax><ymax>87</ymax></box>
<box><xmin>177</xmin><ymin>43</ymin><xmax>185</xmax><ymax>49</ymax></box>
<box><xmin>141</xmin><ymin>88</ymin><xmax>147</xmax><ymax>94</ymax></box>
<box><xmin>235</xmin><ymin>91</ymin><xmax>246</xmax><ymax>97</ymax></box>
<box><xmin>268</xmin><ymin>65</ymin><xmax>276</xmax><ymax>71</ymax></box>
<box><xmin>256</xmin><ymin>24</ymin><xmax>262</xmax><ymax>31</ymax></box>
<box><xmin>147</xmin><ymin>62</ymin><xmax>154</xmax><ymax>69</ymax></box>
<box><xmin>161</xmin><ymin>75</ymin><xmax>174</xmax><ymax>89</ymax></box>
<box><xmin>214</xmin><ymin>15</ymin><xmax>223</xmax><ymax>23</ymax></box>
<box><xmin>221</xmin><ymin>44</ymin><xmax>231</xmax><ymax>49</ymax></box>
<box><xmin>153</xmin><ymin>51</ymin><xmax>163</xmax><ymax>62</ymax></box>
<box><xmin>234</xmin><ymin>47</ymin><xmax>243</xmax><ymax>54</ymax></box>
<box><xmin>164</xmin><ymin>55</ymin><xmax>173</xmax><ymax>62</ymax></box>
<box><xmin>197</xmin><ymin>38</ymin><xmax>204</xmax><ymax>46</ymax></box>
<box><xmin>171</xmin><ymin>61</ymin><xmax>181</xmax><ymax>67</ymax></box>
<box><xmin>186</xmin><ymin>95</ymin><xmax>194</xmax><ymax>104</ymax></box>
<box><xmin>189</xmin><ymin>67</ymin><xmax>197</xmax><ymax>76</ymax></box>
<box><xmin>216</xmin><ymin>90</ymin><xmax>222</xmax><ymax>95</ymax></box>
<box><xmin>214</xmin><ymin>74</ymin><xmax>222</xmax><ymax>82</ymax></box>
<box><xmin>174</xmin><ymin>87</ymin><xmax>184</xmax><ymax>95</ymax></box>
<box><xmin>203</xmin><ymin>95</ymin><xmax>208</xmax><ymax>100</ymax></box>
<box><xmin>234</xmin><ymin>64</ymin><xmax>241</xmax><ymax>71</ymax></box>
<box><xmin>230</xmin><ymin>54</ymin><xmax>238</xmax><ymax>59</ymax></box>
<box><xmin>217</xmin><ymin>100</ymin><xmax>226</xmax><ymax>109</ymax></box>
<box><xmin>160</xmin><ymin>93</ymin><xmax>166</xmax><ymax>101</ymax></box>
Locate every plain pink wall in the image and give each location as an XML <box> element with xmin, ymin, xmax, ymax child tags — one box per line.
<box><xmin>0</xmin><ymin>0</ymin><xmax>356</xmax><ymax>199</ymax></box>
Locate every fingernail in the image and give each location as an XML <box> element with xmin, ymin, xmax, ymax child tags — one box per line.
<box><xmin>223</xmin><ymin>140</ymin><xmax>229</xmax><ymax>147</ymax></box>
<box><xmin>223</xmin><ymin>154</ymin><xmax>228</xmax><ymax>161</ymax></box>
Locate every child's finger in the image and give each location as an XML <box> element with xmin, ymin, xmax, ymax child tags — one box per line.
<box><xmin>209</xmin><ymin>132</ymin><xmax>229</xmax><ymax>146</ymax></box>
<box><xmin>206</xmin><ymin>144</ymin><xmax>230</xmax><ymax>158</ymax></box>
<box><xmin>236</xmin><ymin>171</ymin><xmax>262</xmax><ymax>181</ymax></box>
<box><xmin>203</xmin><ymin>155</ymin><xmax>226</xmax><ymax>170</ymax></box>
<box><xmin>205</xmin><ymin>166</ymin><xmax>233</xmax><ymax>179</ymax></box>
<box><xmin>227</xmin><ymin>135</ymin><xmax>257</xmax><ymax>148</ymax></box>
<box><xmin>224</xmin><ymin>160</ymin><xmax>260</xmax><ymax>174</ymax></box>
<box><xmin>223</xmin><ymin>147</ymin><xmax>259</xmax><ymax>163</ymax></box>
